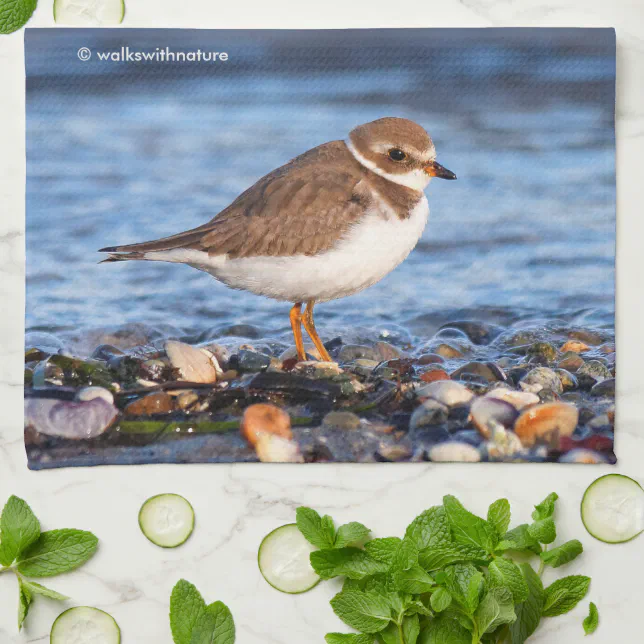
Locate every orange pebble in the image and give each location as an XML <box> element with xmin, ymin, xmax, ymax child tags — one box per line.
<box><xmin>420</xmin><ymin>369</ymin><xmax>450</xmax><ymax>383</ymax></box>
<box><xmin>240</xmin><ymin>403</ymin><xmax>291</xmax><ymax>446</ymax></box>
<box><xmin>514</xmin><ymin>402</ymin><xmax>578</xmax><ymax>448</ymax></box>
<box><xmin>560</xmin><ymin>340</ymin><xmax>590</xmax><ymax>353</ymax></box>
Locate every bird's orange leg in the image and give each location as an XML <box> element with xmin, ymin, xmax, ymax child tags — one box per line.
<box><xmin>289</xmin><ymin>302</ymin><xmax>306</xmax><ymax>362</ymax></box>
<box><xmin>302</xmin><ymin>301</ymin><xmax>333</xmax><ymax>362</ymax></box>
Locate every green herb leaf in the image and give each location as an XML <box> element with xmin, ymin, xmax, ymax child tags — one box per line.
<box><xmin>532</xmin><ymin>493</ymin><xmax>559</xmax><ymax>521</ymax></box>
<box><xmin>540</xmin><ymin>540</ymin><xmax>583</xmax><ymax>568</ymax></box>
<box><xmin>16</xmin><ymin>529</ymin><xmax>98</xmax><ymax>578</ymax></box>
<box><xmin>583</xmin><ymin>602</ymin><xmax>599</xmax><ymax>635</ymax></box>
<box><xmin>510</xmin><ymin>564</ymin><xmax>545</xmax><ymax>644</ymax></box>
<box><xmin>391</xmin><ymin>538</ymin><xmax>418</xmax><ymax>573</ymax></box>
<box><xmin>402</xmin><ymin>614</ymin><xmax>421</xmax><ymax>644</ymax></box>
<box><xmin>311</xmin><ymin>548</ymin><xmax>388</xmax><ymax>580</ymax></box>
<box><xmin>475</xmin><ymin>586</ymin><xmax>516</xmax><ymax>634</ymax></box>
<box><xmin>488</xmin><ymin>557</ymin><xmax>529</xmax><ymax>604</ymax></box>
<box><xmin>189</xmin><ymin>601</ymin><xmax>235</xmax><ymax>644</ymax></box>
<box><xmin>405</xmin><ymin>507</ymin><xmax>452</xmax><ymax>551</ymax></box>
<box><xmin>542</xmin><ymin>576</ymin><xmax>591</xmax><ymax>617</ymax></box>
<box><xmin>0</xmin><ymin>0</ymin><xmax>38</xmax><ymax>35</ymax></box>
<box><xmin>418</xmin><ymin>614</ymin><xmax>472</xmax><ymax>644</ymax></box>
<box><xmin>335</xmin><ymin>523</ymin><xmax>371</xmax><ymax>549</ymax></box>
<box><xmin>528</xmin><ymin>518</ymin><xmax>556</xmax><ymax>545</ymax></box>
<box><xmin>418</xmin><ymin>543</ymin><xmax>485</xmax><ymax>571</ymax></box>
<box><xmin>393</xmin><ymin>565</ymin><xmax>434</xmax><ymax>594</ymax></box>
<box><xmin>170</xmin><ymin>579</ymin><xmax>207</xmax><ymax>644</ymax></box>
<box><xmin>443</xmin><ymin>563</ymin><xmax>483</xmax><ymax>614</ymax></box>
<box><xmin>0</xmin><ymin>496</ymin><xmax>41</xmax><ymax>567</ymax></box>
<box><xmin>17</xmin><ymin>577</ymin><xmax>32</xmax><ymax>631</ymax></box>
<box><xmin>430</xmin><ymin>587</ymin><xmax>452</xmax><ymax>612</ymax></box>
<box><xmin>330</xmin><ymin>589</ymin><xmax>393</xmax><ymax>634</ymax></box>
<box><xmin>325</xmin><ymin>634</ymin><xmax>374</xmax><ymax>644</ymax></box>
<box><xmin>497</xmin><ymin>524</ymin><xmax>541</xmax><ymax>555</ymax></box>
<box><xmin>487</xmin><ymin>499</ymin><xmax>511</xmax><ymax>537</ymax></box>
<box><xmin>296</xmin><ymin>507</ymin><xmax>336</xmax><ymax>550</ymax></box>
<box><xmin>443</xmin><ymin>496</ymin><xmax>498</xmax><ymax>554</ymax></box>
<box><xmin>20</xmin><ymin>580</ymin><xmax>68</xmax><ymax>601</ymax></box>
<box><xmin>364</xmin><ymin>538</ymin><xmax>402</xmax><ymax>566</ymax></box>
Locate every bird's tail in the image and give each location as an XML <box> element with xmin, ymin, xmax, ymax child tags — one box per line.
<box><xmin>98</xmin><ymin>250</ymin><xmax>146</xmax><ymax>264</ymax></box>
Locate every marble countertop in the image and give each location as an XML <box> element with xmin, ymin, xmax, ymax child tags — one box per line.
<box><xmin>1</xmin><ymin>1</ymin><xmax>643</xmax><ymax>642</ymax></box>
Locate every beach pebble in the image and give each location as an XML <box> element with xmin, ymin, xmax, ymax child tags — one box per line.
<box><xmin>434</xmin><ymin>343</ymin><xmax>465</xmax><ymax>359</ymax></box>
<box><xmin>470</xmin><ymin>397</ymin><xmax>519</xmax><ymax>439</ymax></box>
<box><xmin>279</xmin><ymin>344</ymin><xmax>323</xmax><ymax>362</ymax></box>
<box><xmin>350</xmin><ymin>358</ymin><xmax>380</xmax><ymax>377</ymax></box>
<box><xmin>577</xmin><ymin>360</ymin><xmax>612</xmax><ymax>387</ymax></box>
<box><xmin>451</xmin><ymin>361</ymin><xmax>505</xmax><ymax>383</ymax></box>
<box><xmin>235</xmin><ymin>349</ymin><xmax>272</xmax><ymax>373</ymax></box>
<box><xmin>166</xmin><ymin>340</ymin><xmax>219</xmax><ymax>383</ymax></box>
<box><xmin>75</xmin><ymin>386</ymin><xmax>114</xmax><ymax>405</ymax></box>
<box><xmin>338</xmin><ymin>344</ymin><xmax>381</xmax><ymax>362</ymax></box>
<box><xmin>32</xmin><ymin>360</ymin><xmax>65</xmax><ymax>387</ymax></box>
<box><xmin>375</xmin><ymin>341</ymin><xmax>402</xmax><ymax>361</ymax></box>
<box><xmin>25</xmin><ymin>331</ymin><xmax>67</xmax><ymax>355</ymax></box>
<box><xmin>484</xmin><ymin>388</ymin><xmax>540</xmax><ymax>410</ymax></box>
<box><xmin>176</xmin><ymin>390</ymin><xmax>199</xmax><ymax>410</ymax></box>
<box><xmin>519</xmin><ymin>367</ymin><xmax>563</xmax><ymax>394</ymax></box>
<box><xmin>555</xmin><ymin>369</ymin><xmax>578</xmax><ymax>392</ymax></box>
<box><xmin>417</xmin><ymin>380</ymin><xmax>474</xmax><ymax>407</ymax></box>
<box><xmin>558</xmin><ymin>449</ymin><xmax>608</xmax><ymax>464</ymax></box>
<box><xmin>590</xmin><ymin>378</ymin><xmax>615</xmax><ymax>397</ymax></box>
<box><xmin>254</xmin><ymin>433</ymin><xmax>304</xmax><ymax>463</ymax></box>
<box><xmin>438</xmin><ymin>321</ymin><xmax>503</xmax><ymax>345</ymax></box>
<box><xmin>419</xmin><ymin>369</ymin><xmax>450</xmax><ymax>383</ymax></box>
<box><xmin>25</xmin><ymin>397</ymin><xmax>118</xmax><ymax>439</ymax></box>
<box><xmin>527</xmin><ymin>342</ymin><xmax>557</xmax><ymax>363</ymax></box>
<box><xmin>599</xmin><ymin>342</ymin><xmax>615</xmax><ymax>355</ymax></box>
<box><xmin>567</xmin><ymin>329</ymin><xmax>603</xmax><ymax>346</ymax></box>
<box><xmin>560</xmin><ymin>340</ymin><xmax>590</xmax><ymax>353</ymax></box>
<box><xmin>240</xmin><ymin>403</ymin><xmax>292</xmax><ymax>446</ymax></box>
<box><xmin>90</xmin><ymin>344</ymin><xmax>125</xmax><ymax>361</ymax></box>
<box><xmin>417</xmin><ymin>353</ymin><xmax>445</xmax><ymax>365</ymax></box>
<box><xmin>322</xmin><ymin>411</ymin><xmax>362</xmax><ymax>431</ymax></box>
<box><xmin>125</xmin><ymin>392</ymin><xmax>174</xmax><ymax>416</ymax></box>
<box><xmin>377</xmin><ymin>444</ymin><xmax>412</xmax><ymax>462</ymax></box>
<box><xmin>514</xmin><ymin>402</ymin><xmax>579</xmax><ymax>447</ymax></box>
<box><xmin>410</xmin><ymin>399</ymin><xmax>449</xmax><ymax>430</ymax></box>
<box><xmin>429</xmin><ymin>442</ymin><xmax>481</xmax><ymax>463</ymax></box>
<box><xmin>557</xmin><ymin>352</ymin><xmax>584</xmax><ymax>373</ymax></box>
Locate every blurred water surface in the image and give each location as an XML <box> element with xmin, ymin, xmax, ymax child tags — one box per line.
<box><xmin>25</xmin><ymin>29</ymin><xmax>615</xmax><ymax>348</ymax></box>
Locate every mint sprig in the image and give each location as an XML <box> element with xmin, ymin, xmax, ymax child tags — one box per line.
<box><xmin>169</xmin><ymin>579</ymin><xmax>235</xmax><ymax>644</ymax></box>
<box><xmin>0</xmin><ymin>495</ymin><xmax>98</xmax><ymax>630</ymax></box>
<box><xmin>285</xmin><ymin>493</ymin><xmax>597</xmax><ymax>643</ymax></box>
<box><xmin>0</xmin><ymin>0</ymin><xmax>38</xmax><ymax>35</ymax></box>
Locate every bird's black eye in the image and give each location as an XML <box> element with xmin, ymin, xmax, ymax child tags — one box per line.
<box><xmin>388</xmin><ymin>148</ymin><xmax>406</xmax><ymax>162</ymax></box>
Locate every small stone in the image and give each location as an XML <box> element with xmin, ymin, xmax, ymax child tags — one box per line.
<box><xmin>240</xmin><ymin>403</ymin><xmax>292</xmax><ymax>446</ymax></box>
<box><xmin>434</xmin><ymin>343</ymin><xmax>465</xmax><ymax>359</ymax></box>
<box><xmin>559</xmin><ymin>449</ymin><xmax>608</xmax><ymax>464</ymax></box>
<box><xmin>599</xmin><ymin>342</ymin><xmax>615</xmax><ymax>355</ymax></box>
<box><xmin>417</xmin><ymin>380</ymin><xmax>474</xmax><ymax>407</ymax></box>
<box><xmin>470</xmin><ymin>397</ymin><xmax>519</xmax><ymax>439</ymax></box>
<box><xmin>555</xmin><ymin>369</ymin><xmax>578</xmax><ymax>392</ymax></box>
<box><xmin>90</xmin><ymin>344</ymin><xmax>125</xmax><ymax>361</ymax></box>
<box><xmin>514</xmin><ymin>402</ymin><xmax>579</xmax><ymax>447</ymax></box>
<box><xmin>139</xmin><ymin>359</ymin><xmax>171</xmax><ymax>383</ymax></box>
<box><xmin>557</xmin><ymin>352</ymin><xmax>584</xmax><ymax>373</ymax></box>
<box><xmin>527</xmin><ymin>342</ymin><xmax>558</xmax><ymax>363</ymax></box>
<box><xmin>254</xmin><ymin>433</ymin><xmax>304</xmax><ymax>463</ymax></box>
<box><xmin>437</xmin><ymin>321</ymin><xmax>504</xmax><ymax>345</ymax></box>
<box><xmin>590</xmin><ymin>378</ymin><xmax>615</xmax><ymax>398</ymax></box>
<box><xmin>235</xmin><ymin>349</ymin><xmax>272</xmax><ymax>373</ymax></box>
<box><xmin>350</xmin><ymin>358</ymin><xmax>380</xmax><ymax>377</ymax></box>
<box><xmin>176</xmin><ymin>391</ymin><xmax>199</xmax><ymax>410</ymax></box>
<box><xmin>485</xmin><ymin>429</ymin><xmax>526</xmax><ymax>461</ymax></box>
<box><xmin>377</xmin><ymin>444</ymin><xmax>412</xmax><ymax>462</ymax></box>
<box><xmin>374</xmin><ymin>341</ymin><xmax>402</xmax><ymax>361</ymax></box>
<box><xmin>588</xmin><ymin>413</ymin><xmax>612</xmax><ymax>430</ymax></box>
<box><xmin>432</xmin><ymin>327</ymin><xmax>469</xmax><ymax>342</ymax></box>
<box><xmin>420</xmin><ymin>369</ymin><xmax>450</xmax><ymax>383</ymax></box>
<box><xmin>567</xmin><ymin>329</ymin><xmax>603</xmax><ymax>346</ymax></box>
<box><xmin>519</xmin><ymin>367</ymin><xmax>563</xmax><ymax>394</ymax></box>
<box><xmin>166</xmin><ymin>340</ymin><xmax>218</xmax><ymax>383</ymax></box>
<box><xmin>429</xmin><ymin>442</ymin><xmax>481</xmax><ymax>463</ymax></box>
<box><xmin>125</xmin><ymin>392</ymin><xmax>174</xmax><ymax>416</ymax></box>
<box><xmin>484</xmin><ymin>388</ymin><xmax>540</xmax><ymax>410</ymax></box>
<box><xmin>75</xmin><ymin>386</ymin><xmax>114</xmax><ymax>405</ymax></box>
<box><xmin>417</xmin><ymin>353</ymin><xmax>445</xmax><ymax>365</ymax></box>
<box><xmin>32</xmin><ymin>360</ymin><xmax>65</xmax><ymax>387</ymax></box>
<box><xmin>338</xmin><ymin>344</ymin><xmax>381</xmax><ymax>362</ymax></box>
<box><xmin>410</xmin><ymin>399</ymin><xmax>449</xmax><ymax>430</ymax></box>
<box><xmin>451</xmin><ymin>361</ymin><xmax>505</xmax><ymax>383</ymax></box>
<box><xmin>560</xmin><ymin>340</ymin><xmax>590</xmax><ymax>353</ymax></box>
<box><xmin>577</xmin><ymin>360</ymin><xmax>612</xmax><ymax>388</ymax></box>
<box><xmin>322</xmin><ymin>411</ymin><xmax>362</xmax><ymax>431</ymax></box>
<box><xmin>279</xmin><ymin>344</ymin><xmax>323</xmax><ymax>362</ymax></box>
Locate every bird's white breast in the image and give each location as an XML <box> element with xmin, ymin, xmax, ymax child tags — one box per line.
<box><xmin>146</xmin><ymin>195</ymin><xmax>429</xmax><ymax>303</ymax></box>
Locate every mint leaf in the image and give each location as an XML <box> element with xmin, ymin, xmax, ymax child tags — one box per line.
<box><xmin>364</xmin><ymin>538</ymin><xmax>402</xmax><ymax>566</ymax></box>
<box><xmin>330</xmin><ymin>589</ymin><xmax>392</xmax><ymax>634</ymax></box>
<box><xmin>419</xmin><ymin>614</ymin><xmax>472</xmax><ymax>644</ymax></box>
<box><xmin>0</xmin><ymin>496</ymin><xmax>41</xmax><ymax>567</ymax></box>
<box><xmin>510</xmin><ymin>564</ymin><xmax>545</xmax><ymax>644</ymax></box>
<box><xmin>17</xmin><ymin>577</ymin><xmax>32</xmax><ymax>631</ymax></box>
<box><xmin>391</xmin><ymin>538</ymin><xmax>418</xmax><ymax>572</ymax></box>
<box><xmin>443</xmin><ymin>563</ymin><xmax>483</xmax><ymax>614</ymax></box>
<box><xmin>405</xmin><ymin>507</ymin><xmax>452</xmax><ymax>551</ymax></box>
<box><xmin>532</xmin><ymin>493</ymin><xmax>558</xmax><ymax>521</ymax></box>
<box><xmin>393</xmin><ymin>565</ymin><xmax>434</xmax><ymax>594</ymax></box>
<box><xmin>325</xmin><ymin>634</ymin><xmax>374</xmax><ymax>644</ymax></box>
<box><xmin>402</xmin><ymin>614</ymin><xmax>421</xmax><ymax>644</ymax></box>
<box><xmin>430</xmin><ymin>587</ymin><xmax>452</xmax><ymax>612</ymax></box>
<box><xmin>16</xmin><ymin>529</ymin><xmax>98</xmax><ymax>577</ymax></box>
<box><xmin>542</xmin><ymin>576</ymin><xmax>591</xmax><ymax>617</ymax></box>
<box><xmin>475</xmin><ymin>587</ymin><xmax>516</xmax><ymax>634</ymax></box>
<box><xmin>335</xmin><ymin>523</ymin><xmax>371</xmax><ymax>549</ymax></box>
<box><xmin>540</xmin><ymin>540</ymin><xmax>583</xmax><ymax>568</ymax></box>
<box><xmin>171</xmin><ymin>579</ymin><xmax>206</xmax><ymax>644</ymax></box>
<box><xmin>488</xmin><ymin>557</ymin><xmax>529</xmax><ymax>604</ymax></box>
<box><xmin>0</xmin><ymin>0</ymin><xmax>37</xmax><ymax>34</ymax></box>
<box><xmin>583</xmin><ymin>602</ymin><xmax>599</xmax><ymax>635</ymax></box>
<box><xmin>418</xmin><ymin>543</ymin><xmax>485</xmax><ymax>571</ymax></box>
<box><xmin>497</xmin><ymin>525</ymin><xmax>541</xmax><ymax>555</ymax></box>
<box><xmin>443</xmin><ymin>496</ymin><xmax>498</xmax><ymax>554</ymax></box>
<box><xmin>528</xmin><ymin>518</ymin><xmax>556</xmax><ymax>545</ymax></box>
<box><xmin>190</xmin><ymin>601</ymin><xmax>235</xmax><ymax>644</ymax></box>
<box><xmin>296</xmin><ymin>507</ymin><xmax>336</xmax><ymax>550</ymax></box>
<box><xmin>487</xmin><ymin>499</ymin><xmax>511</xmax><ymax>537</ymax></box>
<box><xmin>20</xmin><ymin>580</ymin><xmax>68</xmax><ymax>601</ymax></box>
<box><xmin>311</xmin><ymin>548</ymin><xmax>388</xmax><ymax>580</ymax></box>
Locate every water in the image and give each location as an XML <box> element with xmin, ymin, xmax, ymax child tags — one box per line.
<box><xmin>25</xmin><ymin>29</ymin><xmax>615</xmax><ymax>349</ymax></box>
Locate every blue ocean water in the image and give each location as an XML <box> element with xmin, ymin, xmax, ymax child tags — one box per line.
<box><xmin>25</xmin><ymin>29</ymin><xmax>615</xmax><ymax>349</ymax></box>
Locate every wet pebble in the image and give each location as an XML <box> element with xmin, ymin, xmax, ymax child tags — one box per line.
<box><xmin>90</xmin><ymin>344</ymin><xmax>124</xmax><ymax>361</ymax></box>
<box><xmin>166</xmin><ymin>341</ymin><xmax>219</xmax><ymax>383</ymax></box>
<box><xmin>514</xmin><ymin>402</ymin><xmax>579</xmax><ymax>447</ymax></box>
<box><xmin>176</xmin><ymin>391</ymin><xmax>199</xmax><ymax>410</ymax></box>
<box><xmin>590</xmin><ymin>378</ymin><xmax>615</xmax><ymax>397</ymax></box>
<box><xmin>451</xmin><ymin>361</ymin><xmax>505</xmax><ymax>383</ymax></box>
<box><xmin>75</xmin><ymin>386</ymin><xmax>114</xmax><ymax>405</ymax></box>
<box><xmin>557</xmin><ymin>352</ymin><xmax>584</xmax><ymax>373</ymax></box>
<box><xmin>25</xmin><ymin>331</ymin><xmax>67</xmax><ymax>355</ymax></box>
<box><xmin>32</xmin><ymin>360</ymin><xmax>65</xmax><ymax>387</ymax></box>
<box><xmin>417</xmin><ymin>380</ymin><xmax>474</xmax><ymax>407</ymax></box>
<box><xmin>419</xmin><ymin>369</ymin><xmax>450</xmax><ymax>383</ymax></box>
<box><xmin>254</xmin><ymin>433</ymin><xmax>304</xmax><ymax>463</ymax></box>
<box><xmin>577</xmin><ymin>360</ymin><xmax>612</xmax><ymax>388</ymax></box>
<box><xmin>374</xmin><ymin>341</ymin><xmax>402</xmax><ymax>361</ymax></box>
<box><xmin>560</xmin><ymin>340</ymin><xmax>590</xmax><ymax>353</ymax></box>
<box><xmin>438</xmin><ymin>321</ymin><xmax>504</xmax><ymax>345</ymax></box>
<box><xmin>433</xmin><ymin>343</ymin><xmax>465</xmax><ymax>359</ymax></box>
<box><xmin>527</xmin><ymin>342</ymin><xmax>557</xmax><ymax>363</ymax></box>
<box><xmin>350</xmin><ymin>358</ymin><xmax>380</xmax><ymax>377</ymax></box>
<box><xmin>377</xmin><ymin>444</ymin><xmax>412</xmax><ymax>462</ymax></box>
<box><xmin>485</xmin><ymin>429</ymin><xmax>526</xmax><ymax>461</ymax></box>
<box><xmin>555</xmin><ymin>369</ymin><xmax>578</xmax><ymax>392</ymax></box>
<box><xmin>429</xmin><ymin>442</ymin><xmax>481</xmax><ymax>463</ymax></box>
<box><xmin>484</xmin><ymin>388</ymin><xmax>540</xmax><ymax>410</ymax></box>
<box><xmin>520</xmin><ymin>367</ymin><xmax>563</xmax><ymax>395</ymax></box>
<box><xmin>410</xmin><ymin>399</ymin><xmax>449</xmax><ymax>430</ymax></box>
<box><xmin>567</xmin><ymin>329</ymin><xmax>603</xmax><ymax>346</ymax></box>
<box><xmin>322</xmin><ymin>411</ymin><xmax>362</xmax><ymax>431</ymax></box>
<box><xmin>470</xmin><ymin>397</ymin><xmax>519</xmax><ymax>439</ymax></box>
<box><xmin>125</xmin><ymin>392</ymin><xmax>174</xmax><ymax>416</ymax></box>
<box><xmin>417</xmin><ymin>353</ymin><xmax>445</xmax><ymax>365</ymax></box>
<box><xmin>558</xmin><ymin>449</ymin><xmax>607</xmax><ymax>464</ymax></box>
<box><xmin>240</xmin><ymin>403</ymin><xmax>292</xmax><ymax>446</ymax></box>
<box><xmin>279</xmin><ymin>344</ymin><xmax>323</xmax><ymax>362</ymax></box>
<box><xmin>338</xmin><ymin>344</ymin><xmax>381</xmax><ymax>362</ymax></box>
<box><xmin>234</xmin><ymin>349</ymin><xmax>272</xmax><ymax>373</ymax></box>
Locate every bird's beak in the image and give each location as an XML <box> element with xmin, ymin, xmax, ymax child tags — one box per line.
<box><xmin>425</xmin><ymin>160</ymin><xmax>457</xmax><ymax>180</ymax></box>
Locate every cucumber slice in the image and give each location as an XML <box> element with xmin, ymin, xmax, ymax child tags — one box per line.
<box><xmin>581</xmin><ymin>474</ymin><xmax>644</xmax><ymax>543</ymax></box>
<box><xmin>138</xmin><ymin>494</ymin><xmax>194</xmax><ymax>548</ymax></box>
<box><xmin>54</xmin><ymin>0</ymin><xmax>125</xmax><ymax>26</ymax></box>
<box><xmin>258</xmin><ymin>523</ymin><xmax>320</xmax><ymax>594</ymax></box>
<box><xmin>51</xmin><ymin>606</ymin><xmax>120</xmax><ymax>643</ymax></box>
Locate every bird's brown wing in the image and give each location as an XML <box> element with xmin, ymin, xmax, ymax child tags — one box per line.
<box><xmin>100</xmin><ymin>141</ymin><xmax>371</xmax><ymax>260</ymax></box>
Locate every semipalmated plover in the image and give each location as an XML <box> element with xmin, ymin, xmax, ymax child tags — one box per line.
<box><xmin>100</xmin><ymin>117</ymin><xmax>456</xmax><ymax>362</ymax></box>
